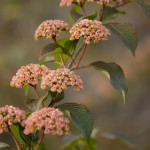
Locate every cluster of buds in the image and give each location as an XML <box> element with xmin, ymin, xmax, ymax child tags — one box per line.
<box><xmin>60</xmin><ymin>0</ymin><xmax>85</xmax><ymax>7</ymax></box>
<box><xmin>41</xmin><ymin>68</ymin><xmax>83</xmax><ymax>93</ymax></box>
<box><xmin>10</xmin><ymin>64</ymin><xmax>50</xmax><ymax>88</ymax></box>
<box><xmin>34</xmin><ymin>20</ymin><xmax>69</xmax><ymax>40</ymax></box>
<box><xmin>23</xmin><ymin>107</ymin><xmax>71</xmax><ymax>135</ymax></box>
<box><xmin>70</xmin><ymin>19</ymin><xmax>110</xmax><ymax>44</ymax></box>
<box><xmin>0</xmin><ymin>105</ymin><xmax>25</xmax><ymax>134</ymax></box>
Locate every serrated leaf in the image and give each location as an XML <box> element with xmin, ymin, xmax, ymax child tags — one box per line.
<box><xmin>39</xmin><ymin>43</ymin><xmax>59</xmax><ymax>60</ymax></box>
<box><xmin>0</xmin><ymin>142</ymin><xmax>9</xmax><ymax>149</ymax></box>
<box><xmin>137</xmin><ymin>0</ymin><xmax>150</xmax><ymax>18</ymax></box>
<box><xmin>101</xmin><ymin>131</ymin><xmax>138</xmax><ymax>148</ymax></box>
<box><xmin>49</xmin><ymin>90</ymin><xmax>64</xmax><ymax>106</ymax></box>
<box><xmin>70</xmin><ymin>5</ymin><xmax>83</xmax><ymax>22</ymax></box>
<box><xmin>58</xmin><ymin>103</ymin><xmax>94</xmax><ymax>142</ymax></box>
<box><xmin>25</xmin><ymin>98</ymin><xmax>37</xmax><ymax>111</ymax></box>
<box><xmin>64</xmin><ymin>39</ymin><xmax>79</xmax><ymax>56</ymax></box>
<box><xmin>102</xmin><ymin>6</ymin><xmax>125</xmax><ymax>21</ymax></box>
<box><xmin>23</xmin><ymin>85</ymin><xmax>29</xmax><ymax>96</ymax></box>
<box><xmin>90</xmin><ymin>61</ymin><xmax>128</xmax><ymax>103</ymax></box>
<box><xmin>37</xmin><ymin>92</ymin><xmax>49</xmax><ymax>110</ymax></box>
<box><xmin>63</xmin><ymin>137</ymin><xmax>97</xmax><ymax>150</ymax></box>
<box><xmin>106</xmin><ymin>23</ymin><xmax>138</xmax><ymax>56</ymax></box>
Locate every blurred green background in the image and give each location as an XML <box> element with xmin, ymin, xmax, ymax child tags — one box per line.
<box><xmin>0</xmin><ymin>0</ymin><xmax>150</xmax><ymax>150</ymax></box>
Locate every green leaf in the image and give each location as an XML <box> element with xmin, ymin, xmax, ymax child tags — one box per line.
<box><xmin>137</xmin><ymin>0</ymin><xmax>150</xmax><ymax>18</ymax></box>
<box><xmin>64</xmin><ymin>39</ymin><xmax>79</xmax><ymax>56</ymax></box>
<box><xmin>101</xmin><ymin>131</ymin><xmax>138</xmax><ymax>148</ymax></box>
<box><xmin>49</xmin><ymin>90</ymin><xmax>64</xmax><ymax>106</ymax></box>
<box><xmin>70</xmin><ymin>5</ymin><xmax>83</xmax><ymax>22</ymax></box>
<box><xmin>90</xmin><ymin>61</ymin><xmax>128</xmax><ymax>103</ymax></box>
<box><xmin>25</xmin><ymin>98</ymin><xmax>37</xmax><ymax>111</ymax></box>
<box><xmin>10</xmin><ymin>124</ymin><xmax>25</xmax><ymax>146</ymax></box>
<box><xmin>58</xmin><ymin>103</ymin><xmax>94</xmax><ymax>142</ymax></box>
<box><xmin>102</xmin><ymin>6</ymin><xmax>125</xmax><ymax>21</ymax></box>
<box><xmin>26</xmin><ymin>112</ymin><xmax>32</xmax><ymax>118</ymax></box>
<box><xmin>37</xmin><ymin>92</ymin><xmax>49</xmax><ymax>110</ymax></box>
<box><xmin>106</xmin><ymin>23</ymin><xmax>138</xmax><ymax>56</ymax></box>
<box><xmin>39</xmin><ymin>43</ymin><xmax>59</xmax><ymax>60</ymax></box>
<box><xmin>33</xmin><ymin>142</ymin><xmax>46</xmax><ymax>150</ymax></box>
<box><xmin>82</xmin><ymin>11</ymin><xmax>97</xmax><ymax>20</ymax></box>
<box><xmin>63</xmin><ymin>137</ymin><xmax>97</xmax><ymax>150</ymax></box>
<box><xmin>23</xmin><ymin>85</ymin><xmax>29</xmax><ymax>96</ymax></box>
<box><xmin>0</xmin><ymin>142</ymin><xmax>9</xmax><ymax>149</ymax></box>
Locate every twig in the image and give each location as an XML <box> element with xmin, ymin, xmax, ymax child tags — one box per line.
<box><xmin>75</xmin><ymin>43</ymin><xmax>87</xmax><ymax>68</ymax></box>
<box><xmin>100</xmin><ymin>4</ymin><xmax>105</xmax><ymax>21</ymax></box>
<box><xmin>81</xmin><ymin>5</ymin><xmax>86</xmax><ymax>16</ymax></box>
<box><xmin>59</xmin><ymin>53</ymin><xmax>65</xmax><ymax>68</ymax></box>
<box><xmin>50</xmin><ymin>93</ymin><xmax>60</xmax><ymax>107</ymax></box>
<box><xmin>35</xmin><ymin>131</ymin><xmax>44</xmax><ymax>150</ymax></box>
<box><xmin>8</xmin><ymin>127</ymin><xmax>20</xmax><ymax>150</ymax></box>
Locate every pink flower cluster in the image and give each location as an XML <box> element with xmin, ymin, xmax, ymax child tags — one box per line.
<box><xmin>70</xmin><ymin>19</ymin><xmax>110</xmax><ymax>44</ymax></box>
<box><xmin>35</xmin><ymin>20</ymin><xmax>69</xmax><ymax>40</ymax></box>
<box><xmin>60</xmin><ymin>0</ymin><xmax>85</xmax><ymax>7</ymax></box>
<box><xmin>10</xmin><ymin>64</ymin><xmax>50</xmax><ymax>88</ymax></box>
<box><xmin>41</xmin><ymin>68</ymin><xmax>83</xmax><ymax>93</ymax></box>
<box><xmin>23</xmin><ymin>107</ymin><xmax>70</xmax><ymax>135</ymax></box>
<box><xmin>0</xmin><ymin>105</ymin><xmax>25</xmax><ymax>134</ymax></box>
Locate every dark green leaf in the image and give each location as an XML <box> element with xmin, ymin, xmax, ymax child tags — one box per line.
<box><xmin>106</xmin><ymin>23</ymin><xmax>138</xmax><ymax>56</ymax></box>
<box><xmin>101</xmin><ymin>131</ymin><xmax>138</xmax><ymax>148</ymax></box>
<box><xmin>63</xmin><ymin>137</ymin><xmax>97</xmax><ymax>150</ymax></box>
<box><xmin>19</xmin><ymin>126</ymin><xmax>38</xmax><ymax>147</ymax></box>
<box><xmin>49</xmin><ymin>90</ymin><xmax>64</xmax><ymax>106</ymax></box>
<box><xmin>58</xmin><ymin>103</ymin><xmax>94</xmax><ymax>142</ymax></box>
<box><xmin>23</xmin><ymin>85</ymin><xmax>29</xmax><ymax>96</ymax></box>
<box><xmin>90</xmin><ymin>61</ymin><xmax>128</xmax><ymax>103</ymax></box>
<box><xmin>26</xmin><ymin>112</ymin><xmax>32</xmax><ymax>118</ymax></box>
<box><xmin>37</xmin><ymin>92</ymin><xmax>49</xmax><ymax>110</ymax></box>
<box><xmin>25</xmin><ymin>98</ymin><xmax>37</xmax><ymax>111</ymax></box>
<box><xmin>33</xmin><ymin>142</ymin><xmax>46</xmax><ymax>150</ymax></box>
<box><xmin>102</xmin><ymin>6</ymin><xmax>125</xmax><ymax>21</ymax></box>
<box><xmin>64</xmin><ymin>39</ymin><xmax>79</xmax><ymax>56</ymax></box>
<box><xmin>0</xmin><ymin>142</ymin><xmax>9</xmax><ymax>149</ymax></box>
<box><xmin>39</xmin><ymin>43</ymin><xmax>59</xmax><ymax>60</ymax></box>
<box><xmin>70</xmin><ymin>6</ymin><xmax>83</xmax><ymax>22</ymax></box>
<box><xmin>137</xmin><ymin>0</ymin><xmax>150</xmax><ymax>18</ymax></box>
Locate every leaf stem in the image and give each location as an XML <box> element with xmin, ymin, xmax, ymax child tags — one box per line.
<box><xmin>112</xmin><ymin>0</ymin><xmax>131</xmax><ymax>8</ymax></box>
<box><xmin>100</xmin><ymin>4</ymin><xmax>105</xmax><ymax>21</ymax></box>
<box><xmin>8</xmin><ymin>127</ymin><xmax>20</xmax><ymax>150</ymax></box>
<box><xmin>50</xmin><ymin>93</ymin><xmax>60</xmax><ymax>107</ymax></box>
<box><xmin>81</xmin><ymin>5</ymin><xmax>86</xmax><ymax>16</ymax></box>
<box><xmin>75</xmin><ymin>43</ymin><xmax>87</xmax><ymax>68</ymax></box>
<box><xmin>59</xmin><ymin>53</ymin><xmax>66</xmax><ymax>68</ymax></box>
<box><xmin>35</xmin><ymin>131</ymin><xmax>44</xmax><ymax>150</ymax></box>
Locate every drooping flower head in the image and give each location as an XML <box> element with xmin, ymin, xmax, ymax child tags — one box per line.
<box><xmin>0</xmin><ymin>105</ymin><xmax>25</xmax><ymax>134</ymax></box>
<box><xmin>41</xmin><ymin>68</ymin><xmax>83</xmax><ymax>93</ymax></box>
<box><xmin>60</xmin><ymin>0</ymin><xmax>85</xmax><ymax>7</ymax></box>
<box><xmin>35</xmin><ymin>20</ymin><xmax>69</xmax><ymax>40</ymax></box>
<box><xmin>70</xmin><ymin>19</ymin><xmax>110</xmax><ymax>44</ymax></box>
<box><xmin>24</xmin><ymin>107</ymin><xmax>71</xmax><ymax>135</ymax></box>
<box><xmin>10</xmin><ymin>64</ymin><xmax>50</xmax><ymax>88</ymax></box>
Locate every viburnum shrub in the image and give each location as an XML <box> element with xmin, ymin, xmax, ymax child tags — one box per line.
<box><xmin>1</xmin><ymin>0</ymin><xmax>150</xmax><ymax>149</ymax></box>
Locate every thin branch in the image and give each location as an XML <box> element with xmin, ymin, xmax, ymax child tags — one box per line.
<box><xmin>100</xmin><ymin>4</ymin><xmax>105</xmax><ymax>21</ymax></box>
<box><xmin>50</xmin><ymin>93</ymin><xmax>59</xmax><ymax>107</ymax></box>
<box><xmin>71</xmin><ymin>65</ymin><xmax>91</xmax><ymax>71</ymax></box>
<box><xmin>8</xmin><ymin>127</ymin><xmax>20</xmax><ymax>150</ymax></box>
<box><xmin>81</xmin><ymin>5</ymin><xmax>86</xmax><ymax>16</ymax></box>
<box><xmin>75</xmin><ymin>43</ymin><xmax>87</xmax><ymax>68</ymax></box>
<box><xmin>35</xmin><ymin>131</ymin><xmax>44</xmax><ymax>150</ymax></box>
<box><xmin>59</xmin><ymin>53</ymin><xmax>65</xmax><ymax>68</ymax></box>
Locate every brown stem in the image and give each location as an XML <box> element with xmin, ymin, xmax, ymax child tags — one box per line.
<box><xmin>75</xmin><ymin>43</ymin><xmax>87</xmax><ymax>68</ymax></box>
<box><xmin>59</xmin><ymin>53</ymin><xmax>65</xmax><ymax>68</ymax></box>
<box><xmin>81</xmin><ymin>5</ymin><xmax>86</xmax><ymax>16</ymax></box>
<box><xmin>71</xmin><ymin>65</ymin><xmax>91</xmax><ymax>71</ymax></box>
<box><xmin>8</xmin><ymin>127</ymin><xmax>20</xmax><ymax>150</ymax></box>
<box><xmin>35</xmin><ymin>131</ymin><xmax>44</xmax><ymax>150</ymax></box>
<box><xmin>50</xmin><ymin>93</ymin><xmax>59</xmax><ymax>107</ymax></box>
<box><xmin>100</xmin><ymin>4</ymin><xmax>105</xmax><ymax>21</ymax></box>
<box><xmin>33</xmin><ymin>86</ymin><xmax>44</xmax><ymax>108</ymax></box>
